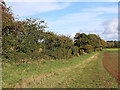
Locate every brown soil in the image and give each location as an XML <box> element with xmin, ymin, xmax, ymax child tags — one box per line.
<box><xmin>103</xmin><ymin>51</ymin><xmax>118</xmax><ymax>82</ymax></box>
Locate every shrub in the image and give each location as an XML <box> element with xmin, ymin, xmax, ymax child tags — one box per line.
<box><xmin>95</xmin><ymin>47</ymin><xmax>102</xmax><ymax>51</ymax></box>
<box><xmin>79</xmin><ymin>49</ymin><xmax>84</xmax><ymax>55</ymax></box>
<box><xmin>71</xmin><ymin>46</ymin><xmax>79</xmax><ymax>56</ymax></box>
<box><xmin>84</xmin><ymin>45</ymin><xmax>94</xmax><ymax>53</ymax></box>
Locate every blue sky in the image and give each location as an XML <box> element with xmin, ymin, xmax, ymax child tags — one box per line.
<box><xmin>5</xmin><ymin>1</ymin><xmax>118</xmax><ymax>41</ymax></box>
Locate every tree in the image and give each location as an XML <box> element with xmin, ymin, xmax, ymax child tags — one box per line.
<box><xmin>88</xmin><ymin>34</ymin><xmax>106</xmax><ymax>51</ymax></box>
<box><xmin>74</xmin><ymin>33</ymin><xmax>93</xmax><ymax>53</ymax></box>
<box><xmin>43</xmin><ymin>32</ymin><xmax>74</xmax><ymax>59</ymax></box>
<box><xmin>1</xmin><ymin>1</ymin><xmax>48</xmax><ymax>62</ymax></box>
<box><xmin>106</xmin><ymin>41</ymin><xmax>115</xmax><ymax>48</ymax></box>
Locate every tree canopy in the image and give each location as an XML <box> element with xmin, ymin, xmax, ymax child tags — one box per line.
<box><xmin>1</xmin><ymin>1</ymin><xmax>119</xmax><ymax>63</ymax></box>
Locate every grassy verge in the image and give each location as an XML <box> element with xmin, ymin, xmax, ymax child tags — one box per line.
<box><xmin>103</xmin><ymin>48</ymin><xmax>120</xmax><ymax>51</ymax></box>
<box><xmin>2</xmin><ymin>52</ymin><xmax>96</xmax><ymax>88</ymax></box>
<box><xmin>2</xmin><ymin>50</ymin><xmax>118</xmax><ymax>88</ymax></box>
<box><xmin>43</xmin><ymin>51</ymin><xmax>117</xmax><ymax>88</ymax></box>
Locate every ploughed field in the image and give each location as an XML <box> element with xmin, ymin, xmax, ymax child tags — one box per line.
<box><xmin>103</xmin><ymin>50</ymin><xmax>118</xmax><ymax>82</ymax></box>
<box><xmin>2</xmin><ymin>49</ymin><xmax>118</xmax><ymax>88</ymax></box>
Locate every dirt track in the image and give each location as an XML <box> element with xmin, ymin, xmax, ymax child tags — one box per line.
<box><xmin>103</xmin><ymin>51</ymin><xmax>118</xmax><ymax>82</ymax></box>
<box><xmin>15</xmin><ymin>53</ymin><xmax>98</xmax><ymax>88</ymax></box>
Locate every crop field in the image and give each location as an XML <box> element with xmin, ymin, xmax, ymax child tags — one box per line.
<box><xmin>103</xmin><ymin>50</ymin><xmax>118</xmax><ymax>82</ymax></box>
<box><xmin>2</xmin><ymin>49</ymin><xmax>119</xmax><ymax>88</ymax></box>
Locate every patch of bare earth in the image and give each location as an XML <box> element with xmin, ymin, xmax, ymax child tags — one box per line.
<box><xmin>103</xmin><ymin>51</ymin><xmax>118</xmax><ymax>82</ymax></box>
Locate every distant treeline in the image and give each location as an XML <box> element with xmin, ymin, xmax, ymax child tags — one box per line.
<box><xmin>1</xmin><ymin>2</ymin><xmax>119</xmax><ymax>63</ymax></box>
<box><xmin>106</xmin><ymin>41</ymin><xmax>120</xmax><ymax>48</ymax></box>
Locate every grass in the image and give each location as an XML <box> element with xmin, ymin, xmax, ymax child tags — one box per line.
<box><xmin>39</xmin><ymin>51</ymin><xmax>117</xmax><ymax>88</ymax></box>
<box><xmin>2</xmin><ymin>52</ymin><xmax>95</xmax><ymax>88</ymax></box>
<box><xmin>2</xmin><ymin>49</ymin><xmax>118</xmax><ymax>88</ymax></box>
<box><xmin>103</xmin><ymin>48</ymin><xmax>120</xmax><ymax>51</ymax></box>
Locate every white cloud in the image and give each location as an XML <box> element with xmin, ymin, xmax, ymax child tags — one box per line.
<box><xmin>101</xmin><ymin>33</ymin><xmax>118</xmax><ymax>40</ymax></box>
<box><xmin>46</xmin><ymin>9</ymin><xmax>118</xmax><ymax>41</ymax></box>
<box><xmin>47</xmin><ymin>5</ymin><xmax>117</xmax><ymax>34</ymax></box>
<box><xmin>47</xmin><ymin>12</ymin><xmax>104</xmax><ymax>35</ymax></box>
<box><xmin>83</xmin><ymin>7</ymin><xmax>118</xmax><ymax>13</ymax></box>
<box><xmin>100</xmin><ymin>18</ymin><xmax>118</xmax><ymax>40</ymax></box>
<box><xmin>81</xmin><ymin>6</ymin><xmax>118</xmax><ymax>40</ymax></box>
<box><xmin>6</xmin><ymin>2</ymin><xmax>70</xmax><ymax>17</ymax></box>
<box><xmin>47</xmin><ymin>12</ymin><xmax>103</xmax><ymax>26</ymax></box>
<box><xmin>103</xmin><ymin>18</ymin><xmax>118</xmax><ymax>34</ymax></box>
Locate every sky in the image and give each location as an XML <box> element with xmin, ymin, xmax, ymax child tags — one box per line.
<box><xmin>5</xmin><ymin>1</ymin><xmax>118</xmax><ymax>41</ymax></box>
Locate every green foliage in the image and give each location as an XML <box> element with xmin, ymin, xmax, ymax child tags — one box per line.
<box><xmin>43</xmin><ymin>32</ymin><xmax>74</xmax><ymax>59</ymax></box>
<box><xmin>95</xmin><ymin>48</ymin><xmax>102</xmax><ymax>51</ymax></box>
<box><xmin>71</xmin><ymin>46</ymin><xmax>79</xmax><ymax>56</ymax></box>
<box><xmin>74</xmin><ymin>33</ymin><xmax>90</xmax><ymax>48</ymax></box>
<box><xmin>88</xmin><ymin>34</ymin><xmax>102</xmax><ymax>48</ymax></box>
<box><xmin>84</xmin><ymin>44</ymin><xmax>94</xmax><ymax>53</ymax></box>
<box><xmin>1</xmin><ymin>1</ymin><xmax>118</xmax><ymax>64</ymax></box>
<box><xmin>1</xmin><ymin>2</ymin><xmax>48</xmax><ymax>62</ymax></box>
<box><xmin>79</xmin><ymin>49</ymin><xmax>84</xmax><ymax>55</ymax></box>
<box><xmin>106</xmin><ymin>41</ymin><xmax>120</xmax><ymax>48</ymax></box>
<box><xmin>74</xmin><ymin>33</ymin><xmax>107</xmax><ymax>54</ymax></box>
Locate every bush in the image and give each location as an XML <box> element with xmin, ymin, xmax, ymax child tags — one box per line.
<box><xmin>95</xmin><ymin>47</ymin><xmax>102</xmax><ymax>51</ymax></box>
<box><xmin>79</xmin><ymin>49</ymin><xmax>84</xmax><ymax>55</ymax></box>
<box><xmin>71</xmin><ymin>46</ymin><xmax>79</xmax><ymax>56</ymax></box>
<box><xmin>84</xmin><ymin>45</ymin><xmax>94</xmax><ymax>53</ymax></box>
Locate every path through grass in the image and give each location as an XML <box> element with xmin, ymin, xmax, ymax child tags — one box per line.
<box><xmin>2</xmin><ymin>51</ymin><xmax>118</xmax><ymax>88</ymax></box>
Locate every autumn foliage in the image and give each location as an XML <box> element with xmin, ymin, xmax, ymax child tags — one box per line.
<box><xmin>1</xmin><ymin>1</ymin><xmax>119</xmax><ymax>63</ymax></box>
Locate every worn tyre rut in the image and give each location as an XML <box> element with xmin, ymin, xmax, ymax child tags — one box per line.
<box><xmin>15</xmin><ymin>53</ymin><xmax>99</xmax><ymax>88</ymax></box>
